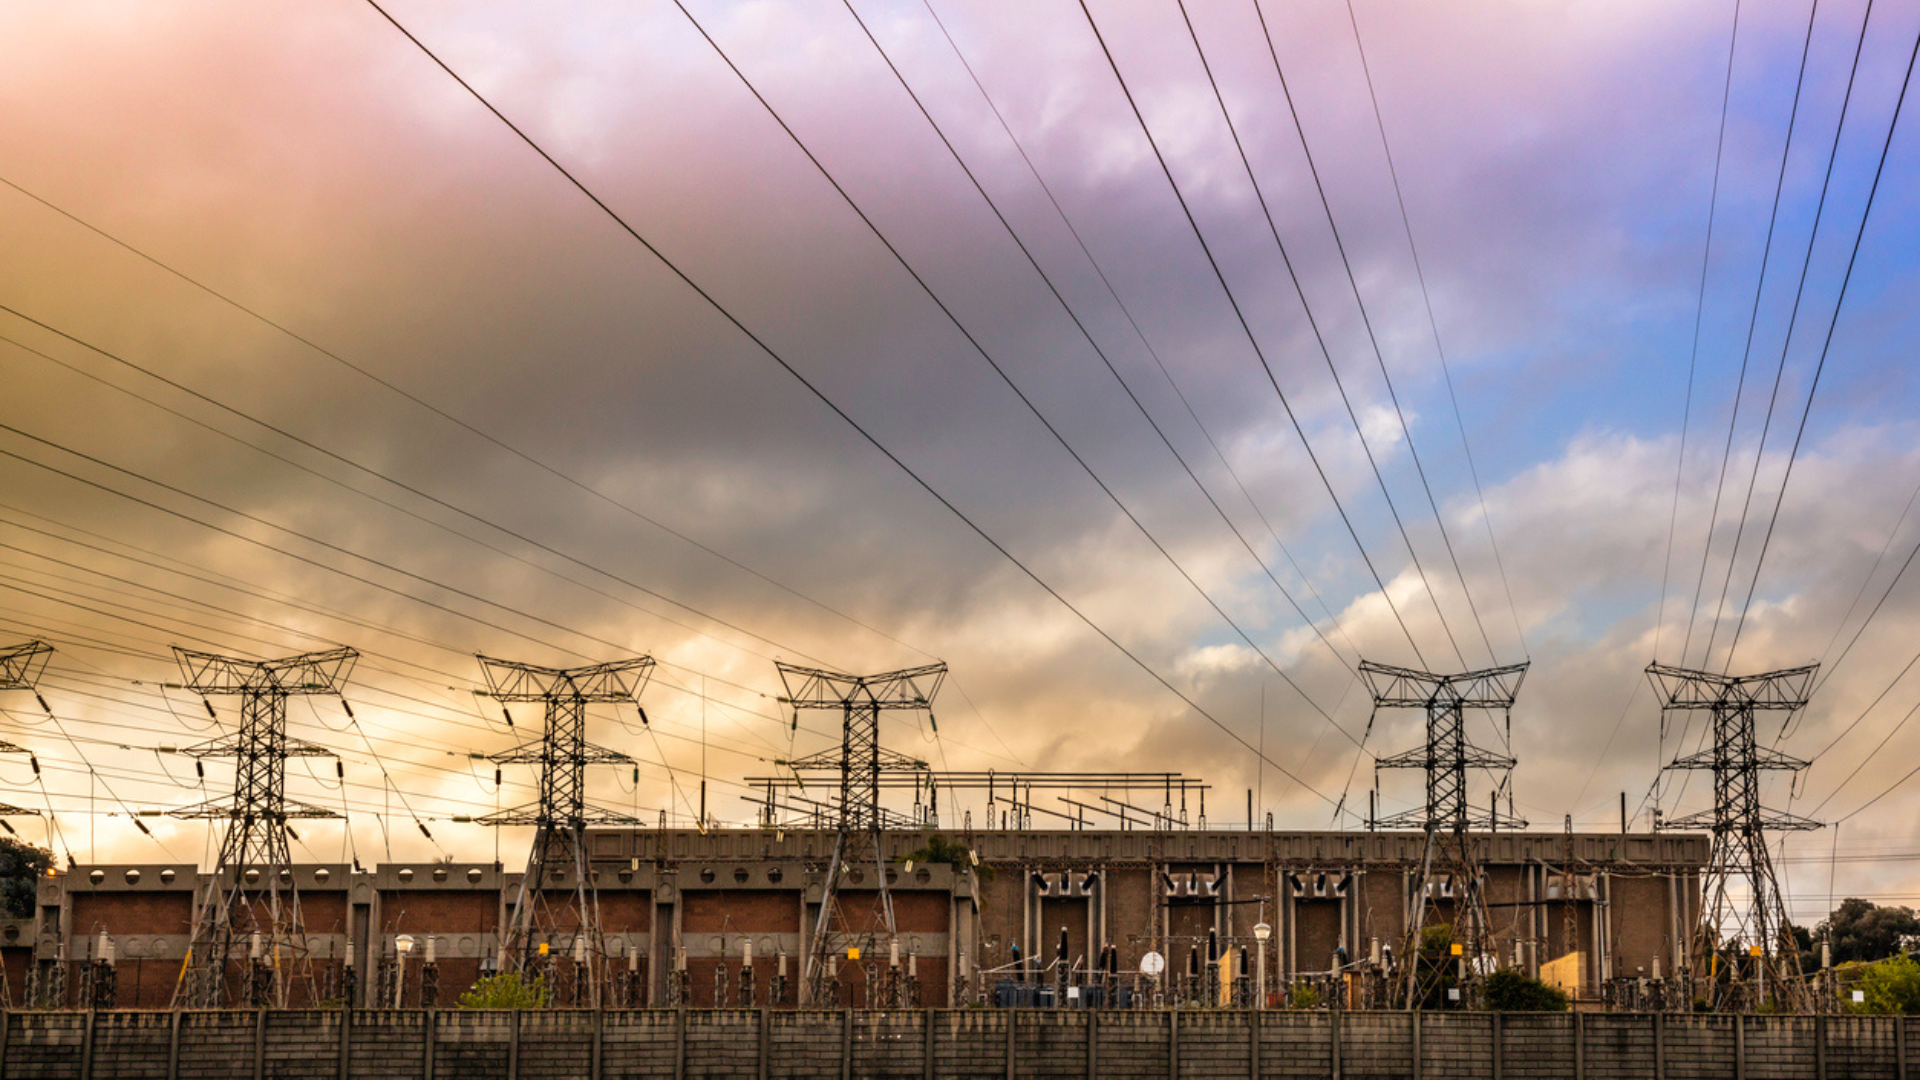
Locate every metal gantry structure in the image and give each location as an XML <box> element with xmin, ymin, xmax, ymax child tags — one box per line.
<box><xmin>476</xmin><ymin>655</ymin><xmax>653</xmax><ymax>1006</ymax></box>
<box><xmin>742</xmin><ymin>770</ymin><xmax>1210</xmax><ymax>833</ymax></box>
<box><xmin>0</xmin><ymin>640</ymin><xmax>53</xmax><ymax>818</ymax></box>
<box><xmin>167</xmin><ymin>645</ymin><xmax>355</xmax><ymax>1009</ymax></box>
<box><xmin>774</xmin><ymin>661</ymin><xmax>946</xmax><ymax>1007</ymax></box>
<box><xmin>1649</xmin><ymin>661</ymin><xmax>1820</xmax><ymax>1012</ymax></box>
<box><xmin>1362</xmin><ymin>659</ymin><xmax>1529</xmax><ymax>1008</ymax></box>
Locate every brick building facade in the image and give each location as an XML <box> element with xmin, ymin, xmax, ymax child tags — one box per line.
<box><xmin>15</xmin><ymin>827</ymin><xmax>1706</xmax><ymax>1009</ymax></box>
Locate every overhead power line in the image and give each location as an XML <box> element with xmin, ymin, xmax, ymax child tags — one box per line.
<box><xmin>1666</xmin><ymin>0</ymin><xmax>1745</xmax><ymax>667</ymax></box>
<box><xmin>1240</xmin><ymin>0</ymin><xmax>1500</xmax><ymax>667</ymax></box>
<box><xmin>358</xmin><ymin>0</ymin><xmax>1351</xmax><ymax>815</ymax></box>
<box><xmin>921</xmin><ymin>0</ymin><xmax>1367</xmax><ymax>669</ymax></box>
<box><xmin>1339</xmin><ymin>0</ymin><xmax>1529</xmax><ymax>661</ymax></box>
<box><xmin>848</xmin><ymin>0</ymin><xmax>1364</xmax><ymax>688</ymax></box>
<box><xmin>1076</xmin><ymin>0</ymin><xmax>1444</xmax><ymax>671</ymax></box>
<box><xmin>1725</xmin><ymin>5</ymin><xmax>1920</xmax><ymax>667</ymax></box>
<box><xmin>1697</xmin><ymin>0</ymin><xmax>1826</xmax><ymax>670</ymax></box>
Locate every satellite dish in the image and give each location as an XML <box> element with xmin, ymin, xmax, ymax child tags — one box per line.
<box><xmin>1140</xmin><ymin>950</ymin><xmax>1166</xmax><ymax>976</ymax></box>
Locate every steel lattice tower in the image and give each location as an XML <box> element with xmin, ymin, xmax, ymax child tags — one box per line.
<box><xmin>167</xmin><ymin>646</ymin><xmax>354</xmax><ymax>1008</ymax></box>
<box><xmin>0</xmin><ymin>641</ymin><xmax>53</xmax><ymax>818</ymax></box>
<box><xmin>476</xmin><ymin>655</ymin><xmax>652</xmax><ymax>1005</ymax></box>
<box><xmin>1363</xmin><ymin>660</ymin><xmax>1528</xmax><ymax>1007</ymax></box>
<box><xmin>1649</xmin><ymin>661</ymin><xmax>1819</xmax><ymax>1012</ymax></box>
<box><xmin>775</xmin><ymin>661</ymin><xmax>944</xmax><ymax>1007</ymax></box>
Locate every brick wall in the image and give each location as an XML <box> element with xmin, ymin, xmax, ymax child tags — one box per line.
<box><xmin>1</xmin><ymin>1007</ymin><xmax>1914</xmax><ymax>1078</ymax></box>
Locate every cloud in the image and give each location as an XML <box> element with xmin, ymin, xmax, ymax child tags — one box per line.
<box><xmin>0</xmin><ymin>0</ymin><xmax>1916</xmax><ymax>920</ymax></box>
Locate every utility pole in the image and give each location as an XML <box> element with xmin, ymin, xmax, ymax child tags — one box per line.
<box><xmin>167</xmin><ymin>646</ymin><xmax>355</xmax><ymax>1008</ymax></box>
<box><xmin>476</xmin><ymin>655</ymin><xmax>652</xmax><ymax>1007</ymax></box>
<box><xmin>1362</xmin><ymin>659</ymin><xmax>1529</xmax><ymax>1008</ymax></box>
<box><xmin>775</xmin><ymin>661</ymin><xmax>944</xmax><ymax>1008</ymax></box>
<box><xmin>1648</xmin><ymin>662</ymin><xmax>1819</xmax><ymax>1012</ymax></box>
<box><xmin>0</xmin><ymin>640</ymin><xmax>52</xmax><ymax>817</ymax></box>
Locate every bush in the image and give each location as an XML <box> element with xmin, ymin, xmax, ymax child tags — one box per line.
<box><xmin>457</xmin><ymin>972</ymin><xmax>550</xmax><ymax>1010</ymax></box>
<box><xmin>1287</xmin><ymin>983</ymin><xmax>1323</xmax><ymax>1010</ymax></box>
<box><xmin>1851</xmin><ymin>955</ymin><xmax>1920</xmax><ymax>1015</ymax></box>
<box><xmin>1482</xmin><ymin>968</ymin><xmax>1569</xmax><ymax>1012</ymax></box>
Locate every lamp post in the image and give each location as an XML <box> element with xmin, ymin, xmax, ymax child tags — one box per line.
<box><xmin>1252</xmin><ymin>922</ymin><xmax>1271</xmax><ymax>1010</ymax></box>
<box><xmin>394</xmin><ymin>934</ymin><xmax>415</xmax><ymax>1008</ymax></box>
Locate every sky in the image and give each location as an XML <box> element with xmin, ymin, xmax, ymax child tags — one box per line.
<box><xmin>2</xmin><ymin>0</ymin><xmax>1919</xmax><ymax>923</ymax></box>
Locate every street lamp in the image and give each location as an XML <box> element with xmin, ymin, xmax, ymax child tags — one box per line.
<box><xmin>1252</xmin><ymin>922</ymin><xmax>1271</xmax><ymax>1010</ymax></box>
<box><xmin>394</xmin><ymin>934</ymin><xmax>415</xmax><ymax>1008</ymax></box>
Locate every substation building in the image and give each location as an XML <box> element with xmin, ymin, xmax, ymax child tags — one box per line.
<box><xmin>11</xmin><ymin>825</ymin><xmax>1706</xmax><ymax>1010</ymax></box>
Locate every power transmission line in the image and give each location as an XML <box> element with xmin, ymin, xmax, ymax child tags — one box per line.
<box><xmin>1073</xmin><ymin>0</ymin><xmax>1436</xmax><ymax>670</ymax></box>
<box><xmin>358</xmin><ymin>0</ymin><xmax>1351</xmax><ymax>816</ymax></box>
<box><xmin>1338</xmin><ymin>0</ymin><xmax>1529</xmax><ymax>661</ymax></box>
<box><xmin>1240</xmin><ymin>0</ymin><xmax>1499</xmax><ymax>667</ymax></box>
<box><xmin>921</xmin><ymin>0</ymin><xmax>1367</xmax><ymax>670</ymax></box>
<box><xmin>1724</xmin><ymin>8</ymin><xmax>1920</xmax><ymax>667</ymax></box>
<box><xmin>847</xmin><ymin>0</ymin><xmax>1364</xmax><ymax>689</ymax></box>
<box><xmin>662</xmin><ymin>0</ymin><xmax>1360</xmax><ymax>744</ymax></box>
<box><xmin>1168</xmin><ymin>0</ymin><xmax>1471</xmax><ymax>670</ymax></box>
<box><xmin>1697</xmin><ymin>0</ymin><xmax>1828</xmax><ymax>670</ymax></box>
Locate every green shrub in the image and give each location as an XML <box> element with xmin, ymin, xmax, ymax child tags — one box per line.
<box><xmin>1481</xmin><ymin>968</ymin><xmax>1569</xmax><ymax>1012</ymax></box>
<box><xmin>457</xmin><ymin>972</ymin><xmax>550</xmax><ymax>1010</ymax></box>
<box><xmin>1851</xmin><ymin>955</ymin><xmax>1920</xmax><ymax>1015</ymax></box>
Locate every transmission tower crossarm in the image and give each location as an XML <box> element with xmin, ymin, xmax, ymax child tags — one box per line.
<box><xmin>1645</xmin><ymin>661</ymin><xmax>1817</xmax><ymax>709</ymax></box>
<box><xmin>1359</xmin><ymin>659</ymin><xmax>1528</xmax><ymax>708</ymax></box>
<box><xmin>0</xmin><ymin>640</ymin><xmax>53</xmax><ymax>689</ymax></box>
<box><xmin>775</xmin><ymin>660</ymin><xmax>947</xmax><ymax>709</ymax></box>
<box><xmin>172</xmin><ymin>645</ymin><xmax>357</xmax><ymax>694</ymax></box>
<box><xmin>477</xmin><ymin>653</ymin><xmax>654</xmax><ymax>702</ymax></box>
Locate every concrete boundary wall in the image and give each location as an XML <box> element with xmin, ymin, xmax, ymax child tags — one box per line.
<box><xmin>0</xmin><ymin>1008</ymin><xmax>1913</xmax><ymax>1079</ymax></box>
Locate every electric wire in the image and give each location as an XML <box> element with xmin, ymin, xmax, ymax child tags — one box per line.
<box><xmin>1075</xmin><ymin>0</ymin><xmax>1435</xmax><ymax>671</ymax></box>
<box><xmin>922</xmin><ymin>0</ymin><xmax>1366</xmax><ymax>669</ymax></box>
<box><xmin>850</xmin><ymin>0</ymin><xmax>1363</xmax><ymax>689</ymax></box>
<box><xmin>1673</xmin><ymin>0</ymin><xmax>1749</xmax><ymax>666</ymax></box>
<box><xmin>1340</xmin><ymin>0</ymin><xmax>1529</xmax><ymax>660</ymax></box>
<box><xmin>0</xmin><ymin>317</ymin><xmax>822</xmax><ymax>669</ymax></box>
<box><xmin>358</xmin><ymin>0</ymin><xmax>1353</xmax><ymax>814</ymax></box>
<box><xmin>1243</xmin><ymin>0</ymin><xmax>1498</xmax><ymax>666</ymax></box>
<box><xmin>664</xmin><ymin>0</ymin><xmax>1361</xmax><ymax>745</ymax></box>
<box><xmin>838</xmin><ymin>0</ymin><xmax>1365</xmax><ymax>734</ymax></box>
<box><xmin>1723</xmin><ymin>6</ymin><xmax>1919</xmax><ymax>668</ymax></box>
<box><xmin>1697</xmin><ymin>0</ymin><xmax>1827</xmax><ymax>670</ymax></box>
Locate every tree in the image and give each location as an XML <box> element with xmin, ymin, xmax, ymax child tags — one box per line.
<box><xmin>457</xmin><ymin>972</ymin><xmax>550</xmax><ymax>1010</ymax></box>
<box><xmin>1819</xmin><ymin>899</ymin><xmax>1920</xmax><ymax>965</ymax></box>
<box><xmin>0</xmin><ymin>837</ymin><xmax>54</xmax><ymax>919</ymax></box>
<box><xmin>1850</xmin><ymin>955</ymin><xmax>1920</xmax><ymax>1015</ymax></box>
<box><xmin>1483</xmin><ymin>968</ymin><xmax>1570</xmax><ymax>1012</ymax></box>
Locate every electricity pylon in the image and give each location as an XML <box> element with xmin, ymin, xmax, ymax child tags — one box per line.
<box><xmin>476</xmin><ymin>655</ymin><xmax>652</xmax><ymax>1006</ymax></box>
<box><xmin>1363</xmin><ymin>659</ymin><xmax>1529</xmax><ymax>1008</ymax></box>
<box><xmin>1649</xmin><ymin>661</ymin><xmax>1819</xmax><ymax>1012</ymax></box>
<box><xmin>167</xmin><ymin>646</ymin><xmax>354</xmax><ymax>1008</ymax></box>
<box><xmin>0</xmin><ymin>640</ymin><xmax>53</xmax><ymax>817</ymax></box>
<box><xmin>775</xmin><ymin>661</ymin><xmax>944</xmax><ymax>1007</ymax></box>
